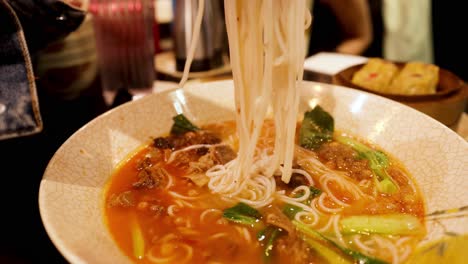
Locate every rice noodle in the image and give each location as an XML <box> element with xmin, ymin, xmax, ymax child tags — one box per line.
<box><xmin>146</xmin><ymin>243</ymin><xmax>193</xmax><ymax>264</ymax></box>
<box><xmin>332</xmin><ymin>215</ymin><xmax>345</xmax><ymax>247</ymax></box>
<box><xmin>167</xmin><ymin>205</ymin><xmax>179</xmax><ymax>217</ymax></box>
<box><xmin>177</xmin><ymin>227</ymin><xmax>200</xmax><ymax>236</ymax></box>
<box><xmin>199</xmin><ymin>208</ymin><xmax>222</xmax><ymax>223</ymax></box>
<box><xmin>395</xmin><ymin>236</ymin><xmax>414</xmax><ymax>262</ymax></box>
<box><xmin>165</xmin><ymin>173</ymin><xmax>174</xmax><ymax>189</ymax></box>
<box><xmin>374</xmin><ymin>236</ymin><xmax>399</xmax><ymax>264</ymax></box>
<box><xmin>352</xmin><ymin>235</ymin><xmax>407</xmax><ymax>263</ymax></box>
<box><xmin>358</xmin><ymin>179</ymin><xmax>372</xmax><ymax>188</ymax></box>
<box><xmin>199</xmin><ymin>0</ymin><xmax>310</xmax><ymax>206</ymax></box>
<box><xmin>205</xmin><ymin>157</ymin><xmax>277</xmax><ymax>208</ymax></box>
<box><xmin>399</xmin><ymin>245</ymin><xmax>412</xmax><ymax>263</ymax></box>
<box><xmin>235</xmin><ymin>226</ymin><xmax>252</xmax><ymax>243</ymax></box>
<box><xmin>295</xmin><ymin>211</ymin><xmax>319</xmax><ymax>226</ymax></box>
<box><xmin>395</xmin><ymin>236</ymin><xmax>412</xmax><ymax>247</ymax></box>
<box><xmin>289</xmin><ymin>185</ymin><xmax>312</xmax><ymax>202</ymax></box>
<box><xmin>159</xmin><ymin>233</ymin><xmax>177</xmax><ymax>243</ymax></box>
<box><xmin>352</xmin><ymin>235</ymin><xmax>376</xmax><ymax>254</ymax></box>
<box><xmin>208</xmin><ymin>233</ymin><xmax>229</xmax><ymax>240</ymax></box>
<box><xmin>169</xmin><ymin>191</ymin><xmax>203</xmax><ymax>201</ymax></box>
<box><xmin>277</xmin><ymin>193</ymin><xmax>315</xmax><ymax>213</ymax></box>
<box><xmin>178</xmin><ymin>0</ymin><xmax>205</xmax><ymax>88</ymax></box>
<box><xmin>319</xmin><ymin>171</ymin><xmax>367</xmax><ymax>203</ymax></box>
<box><xmin>316</xmin><ymin>213</ymin><xmax>334</xmax><ymax>233</ymax></box>
<box><xmin>173</xmin><ymin>199</ymin><xmax>195</xmax><ymax>209</ymax></box>
<box><xmin>316</xmin><ymin>193</ymin><xmax>344</xmax><ymax>214</ymax></box>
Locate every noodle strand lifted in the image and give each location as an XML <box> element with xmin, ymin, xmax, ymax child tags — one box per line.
<box><xmin>201</xmin><ymin>0</ymin><xmax>311</xmax><ymax>206</ymax></box>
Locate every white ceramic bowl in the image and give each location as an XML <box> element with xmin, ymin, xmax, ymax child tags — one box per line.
<box><xmin>39</xmin><ymin>80</ymin><xmax>468</xmax><ymax>263</ymax></box>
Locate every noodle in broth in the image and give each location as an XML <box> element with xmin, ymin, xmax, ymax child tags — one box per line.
<box><xmin>105</xmin><ymin>121</ymin><xmax>425</xmax><ymax>263</ymax></box>
<box><xmin>104</xmin><ymin>1</ymin><xmax>426</xmax><ymax>263</ymax></box>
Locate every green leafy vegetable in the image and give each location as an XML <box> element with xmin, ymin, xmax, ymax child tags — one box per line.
<box><xmin>283</xmin><ymin>187</ymin><xmax>322</xmax><ymax>220</ymax></box>
<box><xmin>170</xmin><ymin>114</ymin><xmax>200</xmax><ymax>135</ymax></box>
<box><xmin>257</xmin><ymin>226</ymin><xmax>283</xmax><ymax>262</ymax></box>
<box><xmin>291</xmin><ymin>186</ymin><xmax>322</xmax><ymax>206</ymax></box>
<box><xmin>223</xmin><ymin>202</ymin><xmax>263</xmax><ymax>228</ymax></box>
<box><xmin>299</xmin><ymin>105</ymin><xmax>334</xmax><ymax>150</ymax></box>
<box><xmin>293</xmin><ymin>220</ymin><xmax>388</xmax><ymax>264</ymax></box>
<box><xmin>293</xmin><ymin>186</ymin><xmax>322</xmax><ymax>200</ymax></box>
<box><xmin>340</xmin><ymin>214</ymin><xmax>425</xmax><ymax>236</ymax></box>
<box><xmin>335</xmin><ymin>135</ymin><xmax>398</xmax><ymax>194</ymax></box>
<box><xmin>309</xmin><ymin>186</ymin><xmax>322</xmax><ymax>197</ymax></box>
<box><xmin>282</xmin><ymin>204</ymin><xmax>303</xmax><ymax>220</ymax></box>
<box><xmin>307</xmin><ymin>186</ymin><xmax>322</xmax><ymax>203</ymax></box>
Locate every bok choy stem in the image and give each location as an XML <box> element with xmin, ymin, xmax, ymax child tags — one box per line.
<box><xmin>293</xmin><ymin>221</ymin><xmax>388</xmax><ymax>264</ymax></box>
<box><xmin>340</xmin><ymin>214</ymin><xmax>425</xmax><ymax>235</ymax></box>
<box><xmin>130</xmin><ymin>214</ymin><xmax>145</xmax><ymax>260</ymax></box>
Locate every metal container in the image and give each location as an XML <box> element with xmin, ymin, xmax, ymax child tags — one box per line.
<box><xmin>172</xmin><ymin>0</ymin><xmax>224</xmax><ymax>72</ymax></box>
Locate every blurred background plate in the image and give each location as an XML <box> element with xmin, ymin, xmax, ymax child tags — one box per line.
<box><xmin>333</xmin><ymin>62</ymin><xmax>468</xmax><ymax>128</ymax></box>
<box><xmin>334</xmin><ymin>62</ymin><xmax>464</xmax><ymax>101</ymax></box>
<box><xmin>155</xmin><ymin>51</ymin><xmax>231</xmax><ymax>81</ymax></box>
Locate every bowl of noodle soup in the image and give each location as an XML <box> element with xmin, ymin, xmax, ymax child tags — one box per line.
<box><xmin>40</xmin><ymin>1</ymin><xmax>467</xmax><ymax>262</ymax></box>
<box><xmin>39</xmin><ymin>80</ymin><xmax>468</xmax><ymax>264</ymax></box>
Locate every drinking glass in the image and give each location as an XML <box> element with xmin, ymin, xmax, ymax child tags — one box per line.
<box><xmin>89</xmin><ymin>0</ymin><xmax>155</xmax><ymax>106</ymax></box>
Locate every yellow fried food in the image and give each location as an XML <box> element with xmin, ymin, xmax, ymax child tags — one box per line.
<box><xmin>351</xmin><ymin>58</ymin><xmax>399</xmax><ymax>93</ymax></box>
<box><xmin>387</xmin><ymin>62</ymin><xmax>439</xmax><ymax>95</ymax></box>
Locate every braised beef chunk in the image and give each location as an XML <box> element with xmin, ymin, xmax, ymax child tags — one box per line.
<box><xmin>108</xmin><ymin>191</ymin><xmax>135</xmax><ymax>207</ymax></box>
<box><xmin>203</xmin><ymin>237</ymin><xmax>239</xmax><ymax>261</ymax></box>
<box><xmin>188</xmin><ymin>153</ymin><xmax>215</xmax><ymax>173</ymax></box>
<box><xmin>288</xmin><ymin>173</ymin><xmax>309</xmax><ymax>189</ymax></box>
<box><xmin>133</xmin><ymin>170</ymin><xmax>155</xmax><ymax>189</ymax></box>
<box><xmin>137</xmin><ymin>199</ymin><xmax>167</xmax><ymax>217</ymax></box>
<box><xmin>263</xmin><ymin>206</ymin><xmax>295</xmax><ymax>235</ymax></box>
<box><xmin>171</xmin><ymin>150</ymin><xmax>199</xmax><ymax>170</ymax></box>
<box><xmin>133</xmin><ymin>167</ymin><xmax>169</xmax><ymax>189</ymax></box>
<box><xmin>275</xmin><ymin>236</ymin><xmax>314</xmax><ymax>264</ymax></box>
<box><xmin>212</xmin><ymin>145</ymin><xmax>237</xmax><ymax>164</ymax></box>
<box><xmin>274</xmin><ymin>165</ymin><xmax>310</xmax><ymax>190</ymax></box>
<box><xmin>261</xmin><ymin>206</ymin><xmax>316</xmax><ymax>263</ymax></box>
<box><xmin>148</xmin><ymin>204</ymin><xmax>165</xmax><ymax>216</ymax></box>
<box><xmin>153</xmin><ymin>137</ymin><xmax>172</xmax><ymax>149</ymax></box>
<box><xmin>318</xmin><ymin>142</ymin><xmax>373</xmax><ymax>180</ymax></box>
<box><xmin>181</xmin><ymin>145</ymin><xmax>236</xmax><ymax>186</ymax></box>
<box><xmin>196</xmin><ymin>147</ymin><xmax>209</xmax><ymax>156</ymax></box>
<box><xmin>262</xmin><ymin>207</ymin><xmax>314</xmax><ymax>262</ymax></box>
<box><xmin>136</xmin><ymin>157</ymin><xmax>152</xmax><ymax>171</ymax></box>
<box><xmin>153</xmin><ymin>130</ymin><xmax>221</xmax><ymax>151</ymax></box>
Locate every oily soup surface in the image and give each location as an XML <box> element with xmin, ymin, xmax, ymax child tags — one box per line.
<box><xmin>104</xmin><ymin>121</ymin><xmax>425</xmax><ymax>264</ymax></box>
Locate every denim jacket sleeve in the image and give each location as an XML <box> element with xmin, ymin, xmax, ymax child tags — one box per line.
<box><xmin>0</xmin><ymin>0</ymin><xmax>84</xmax><ymax>140</ymax></box>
